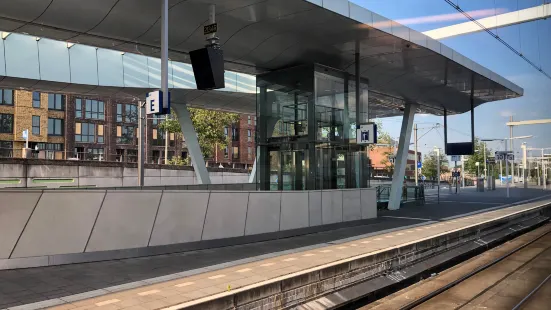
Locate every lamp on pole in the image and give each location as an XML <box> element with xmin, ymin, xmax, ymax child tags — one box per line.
<box><xmin>481</xmin><ymin>136</ymin><xmax>533</xmax><ymax>198</ymax></box>
<box><xmin>526</xmin><ymin>147</ymin><xmax>551</xmax><ymax>190</ymax></box>
<box><xmin>434</xmin><ymin>146</ymin><xmax>440</xmax><ymax>204</ymax></box>
<box><xmin>483</xmin><ymin>142</ymin><xmax>487</xmax><ymax>180</ymax></box>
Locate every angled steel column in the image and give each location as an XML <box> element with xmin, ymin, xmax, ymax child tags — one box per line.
<box><xmin>172</xmin><ymin>103</ymin><xmax>211</xmax><ymax>184</ymax></box>
<box><xmin>388</xmin><ymin>103</ymin><xmax>417</xmax><ymax>210</ymax></box>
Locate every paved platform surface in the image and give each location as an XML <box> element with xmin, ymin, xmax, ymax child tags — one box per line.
<box><xmin>1</xmin><ymin>188</ymin><xmax>550</xmax><ymax>309</ymax></box>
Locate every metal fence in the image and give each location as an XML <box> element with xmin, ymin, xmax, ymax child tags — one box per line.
<box><xmin>376</xmin><ymin>184</ymin><xmax>426</xmax><ymax>209</ymax></box>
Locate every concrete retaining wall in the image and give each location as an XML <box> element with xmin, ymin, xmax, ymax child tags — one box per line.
<box><xmin>0</xmin><ymin>188</ymin><xmax>377</xmax><ymax>269</ymax></box>
<box><xmin>0</xmin><ymin>162</ymin><xmax>249</xmax><ymax>188</ymax></box>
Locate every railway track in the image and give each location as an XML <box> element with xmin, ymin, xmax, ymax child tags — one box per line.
<box><xmin>358</xmin><ymin>224</ymin><xmax>551</xmax><ymax>310</ymax></box>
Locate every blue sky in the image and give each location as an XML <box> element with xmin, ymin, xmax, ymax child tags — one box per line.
<box><xmin>351</xmin><ymin>0</ymin><xmax>551</xmax><ymax>159</ymax></box>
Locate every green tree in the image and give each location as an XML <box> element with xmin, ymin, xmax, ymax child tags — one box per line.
<box><xmin>167</xmin><ymin>156</ymin><xmax>189</xmax><ymax>166</ymax></box>
<box><xmin>158</xmin><ymin>108</ymin><xmax>239</xmax><ymax>159</ymax></box>
<box><xmin>422</xmin><ymin>150</ymin><xmax>449</xmax><ymax>180</ymax></box>
<box><xmin>374</xmin><ymin>121</ymin><xmax>395</xmax><ymax>174</ymax></box>
<box><xmin>463</xmin><ymin>138</ymin><xmax>493</xmax><ymax>177</ymax></box>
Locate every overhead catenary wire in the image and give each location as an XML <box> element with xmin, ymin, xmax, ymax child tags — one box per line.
<box><xmin>444</xmin><ymin>0</ymin><xmax>551</xmax><ymax>80</ymax></box>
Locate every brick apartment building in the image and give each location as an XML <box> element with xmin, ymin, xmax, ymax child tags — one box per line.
<box><xmin>370</xmin><ymin>145</ymin><xmax>421</xmax><ymax>179</ymax></box>
<box><xmin>0</xmin><ymin>88</ymin><xmax>255</xmax><ymax>167</ymax></box>
<box><xmin>209</xmin><ymin>114</ymin><xmax>256</xmax><ymax>169</ymax></box>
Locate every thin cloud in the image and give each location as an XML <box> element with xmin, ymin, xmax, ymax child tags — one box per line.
<box><xmin>358</xmin><ymin>8</ymin><xmax>507</xmax><ymax>29</ymax></box>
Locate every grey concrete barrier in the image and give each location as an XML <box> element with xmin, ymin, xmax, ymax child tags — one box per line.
<box><xmin>0</xmin><ymin>187</ymin><xmax>378</xmax><ymax>269</ymax></box>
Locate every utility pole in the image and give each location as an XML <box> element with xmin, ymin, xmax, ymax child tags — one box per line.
<box><xmin>435</xmin><ymin>147</ymin><xmax>440</xmax><ymax>204</ymax></box>
<box><xmin>537</xmin><ymin>160</ymin><xmax>540</xmax><ymax>186</ymax></box>
<box><xmin>505</xmin><ymin>140</ymin><xmax>510</xmax><ymax>198</ymax></box>
<box><xmin>500</xmin><ymin>160</ymin><xmax>503</xmax><ymax>185</ymax></box>
<box><xmin>509</xmin><ymin>115</ymin><xmax>514</xmax><ymax>183</ymax></box>
<box><xmin>543</xmin><ymin>149</ymin><xmax>546</xmax><ymax>190</ymax></box>
<box><xmin>522</xmin><ymin>143</ymin><xmax>527</xmax><ymax>188</ymax></box>
<box><xmin>164</xmin><ymin>115</ymin><xmax>169</xmax><ymax>164</ymax></box>
<box><xmin>414</xmin><ymin>123</ymin><xmax>418</xmax><ymax>186</ymax></box>
<box><xmin>138</xmin><ymin>101</ymin><xmax>146</xmax><ymax>186</ymax></box>
<box><xmin>483</xmin><ymin>142</ymin><xmax>487</xmax><ymax>180</ymax></box>
<box><xmin>461</xmin><ymin>155</ymin><xmax>465</xmax><ymax>187</ymax></box>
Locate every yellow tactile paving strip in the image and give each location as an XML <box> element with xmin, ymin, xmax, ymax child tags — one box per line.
<box><xmin>46</xmin><ymin>199</ymin><xmax>551</xmax><ymax>310</ymax></box>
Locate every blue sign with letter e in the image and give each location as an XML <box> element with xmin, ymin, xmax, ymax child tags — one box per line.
<box><xmin>146</xmin><ymin>91</ymin><xmax>170</xmax><ymax>115</ymax></box>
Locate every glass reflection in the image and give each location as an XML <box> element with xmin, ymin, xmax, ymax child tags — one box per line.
<box><xmin>256</xmin><ymin>64</ymin><xmax>370</xmax><ymax>191</ymax></box>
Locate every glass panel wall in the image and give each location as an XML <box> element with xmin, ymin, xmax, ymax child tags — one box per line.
<box><xmin>256</xmin><ymin>64</ymin><xmax>370</xmax><ymax>191</ymax></box>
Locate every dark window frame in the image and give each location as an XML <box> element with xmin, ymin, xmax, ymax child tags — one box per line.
<box><xmin>48</xmin><ymin>94</ymin><xmax>65</xmax><ymax>110</ymax></box>
<box><xmin>76</xmin><ymin>122</ymin><xmax>96</xmax><ymax>143</ymax></box>
<box><xmin>125</xmin><ymin>104</ymin><xmax>138</xmax><ymax>123</ymax></box>
<box><xmin>81</xmin><ymin>98</ymin><xmax>105</xmax><ymax>120</ymax></box>
<box><xmin>48</xmin><ymin>118</ymin><xmax>64</xmax><ymax>136</ymax></box>
<box><xmin>32</xmin><ymin>116</ymin><xmax>40</xmax><ymax>135</ymax></box>
<box><xmin>0</xmin><ymin>141</ymin><xmax>13</xmax><ymax>158</ymax></box>
<box><xmin>75</xmin><ymin>99</ymin><xmax>82</xmax><ymax>118</ymax></box>
<box><xmin>0</xmin><ymin>114</ymin><xmax>14</xmax><ymax>133</ymax></box>
<box><xmin>0</xmin><ymin>89</ymin><xmax>13</xmax><ymax>105</ymax></box>
<box><xmin>117</xmin><ymin>125</ymin><xmax>136</xmax><ymax>144</ymax></box>
<box><xmin>32</xmin><ymin>92</ymin><xmax>41</xmax><ymax>108</ymax></box>
<box><xmin>116</xmin><ymin>103</ymin><xmax>123</xmax><ymax>122</ymax></box>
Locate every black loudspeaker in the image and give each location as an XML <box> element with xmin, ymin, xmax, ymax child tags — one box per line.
<box><xmin>189</xmin><ymin>46</ymin><xmax>225</xmax><ymax>90</ymax></box>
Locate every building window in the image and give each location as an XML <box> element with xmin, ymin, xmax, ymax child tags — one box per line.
<box><xmin>32</xmin><ymin>116</ymin><xmax>40</xmax><ymax>135</ymax></box>
<box><xmin>87</xmin><ymin>148</ymin><xmax>104</xmax><ymax>161</ymax></box>
<box><xmin>32</xmin><ymin>92</ymin><xmax>41</xmax><ymax>108</ymax></box>
<box><xmin>247</xmin><ymin>115</ymin><xmax>251</xmax><ymax>125</ymax></box>
<box><xmin>48</xmin><ymin>94</ymin><xmax>65</xmax><ymax>110</ymax></box>
<box><xmin>224</xmin><ymin>127</ymin><xmax>228</xmax><ymax>136</ymax></box>
<box><xmin>125</xmin><ymin>104</ymin><xmax>138</xmax><ymax>123</ymax></box>
<box><xmin>152</xmin><ymin>129</ymin><xmax>166</xmax><ymax>146</ymax></box>
<box><xmin>0</xmin><ymin>89</ymin><xmax>13</xmax><ymax>105</ymax></box>
<box><xmin>224</xmin><ymin>147</ymin><xmax>228</xmax><ymax>159</ymax></box>
<box><xmin>97</xmin><ymin>124</ymin><xmax>104</xmax><ymax>143</ymax></box>
<box><xmin>0</xmin><ymin>141</ymin><xmax>13</xmax><ymax>158</ymax></box>
<box><xmin>116</xmin><ymin>103</ymin><xmax>123</xmax><ymax>122</ymax></box>
<box><xmin>75</xmin><ymin>99</ymin><xmax>82</xmax><ymax>118</ymax></box>
<box><xmin>247</xmin><ymin>129</ymin><xmax>252</xmax><ymax>142</ymax></box>
<box><xmin>75</xmin><ymin>122</ymin><xmax>96</xmax><ymax>143</ymax></box>
<box><xmin>78</xmin><ymin>99</ymin><xmax>104</xmax><ymax>120</ymax></box>
<box><xmin>0</xmin><ymin>114</ymin><xmax>14</xmax><ymax>133</ymax></box>
<box><xmin>232</xmin><ymin>126</ymin><xmax>239</xmax><ymax>141</ymax></box>
<box><xmin>254</xmin><ymin>117</ymin><xmax>257</xmax><ymax>126</ymax></box>
<box><xmin>34</xmin><ymin>143</ymin><xmax>64</xmax><ymax>160</ymax></box>
<box><xmin>117</xmin><ymin>125</ymin><xmax>135</xmax><ymax>144</ymax></box>
<box><xmin>48</xmin><ymin>118</ymin><xmax>64</xmax><ymax>136</ymax></box>
<box><xmin>170</xmin><ymin>132</ymin><xmax>175</xmax><ymax>147</ymax></box>
<box><xmin>233</xmin><ymin>146</ymin><xmax>239</xmax><ymax>160</ymax></box>
<box><xmin>248</xmin><ymin>147</ymin><xmax>252</xmax><ymax>160</ymax></box>
<box><xmin>127</xmin><ymin>149</ymin><xmax>138</xmax><ymax>163</ymax></box>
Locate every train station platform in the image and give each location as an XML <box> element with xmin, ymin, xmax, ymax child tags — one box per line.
<box><xmin>1</xmin><ymin>188</ymin><xmax>550</xmax><ymax>310</ymax></box>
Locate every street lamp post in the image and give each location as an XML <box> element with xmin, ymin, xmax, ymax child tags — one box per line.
<box><xmin>434</xmin><ymin>146</ymin><xmax>440</xmax><ymax>204</ymax></box>
<box><xmin>483</xmin><ymin>142</ymin><xmax>487</xmax><ymax>180</ymax></box>
<box><xmin>481</xmin><ymin>136</ymin><xmax>531</xmax><ymax>198</ymax></box>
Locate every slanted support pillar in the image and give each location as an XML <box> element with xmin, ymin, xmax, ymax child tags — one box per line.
<box><xmin>388</xmin><ymin>103</ymin><xmax>418</xmax><ymax>210</ymax></box>
<box><xmin>172</xmin><ymin>103</ymin><xmax>211</xmax><ymax>184</ymax></box>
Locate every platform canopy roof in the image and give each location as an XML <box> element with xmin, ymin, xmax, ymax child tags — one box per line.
<box><xmin>0</xmin><ymin>0</ymin><xmax>522</xmax><ymax>117</ymax></box>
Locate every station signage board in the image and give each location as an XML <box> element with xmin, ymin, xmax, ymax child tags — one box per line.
<box><xmin>357</xmin><ymin>123</ymin><xmax>377</xmax><ymax>145</ymax></box>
